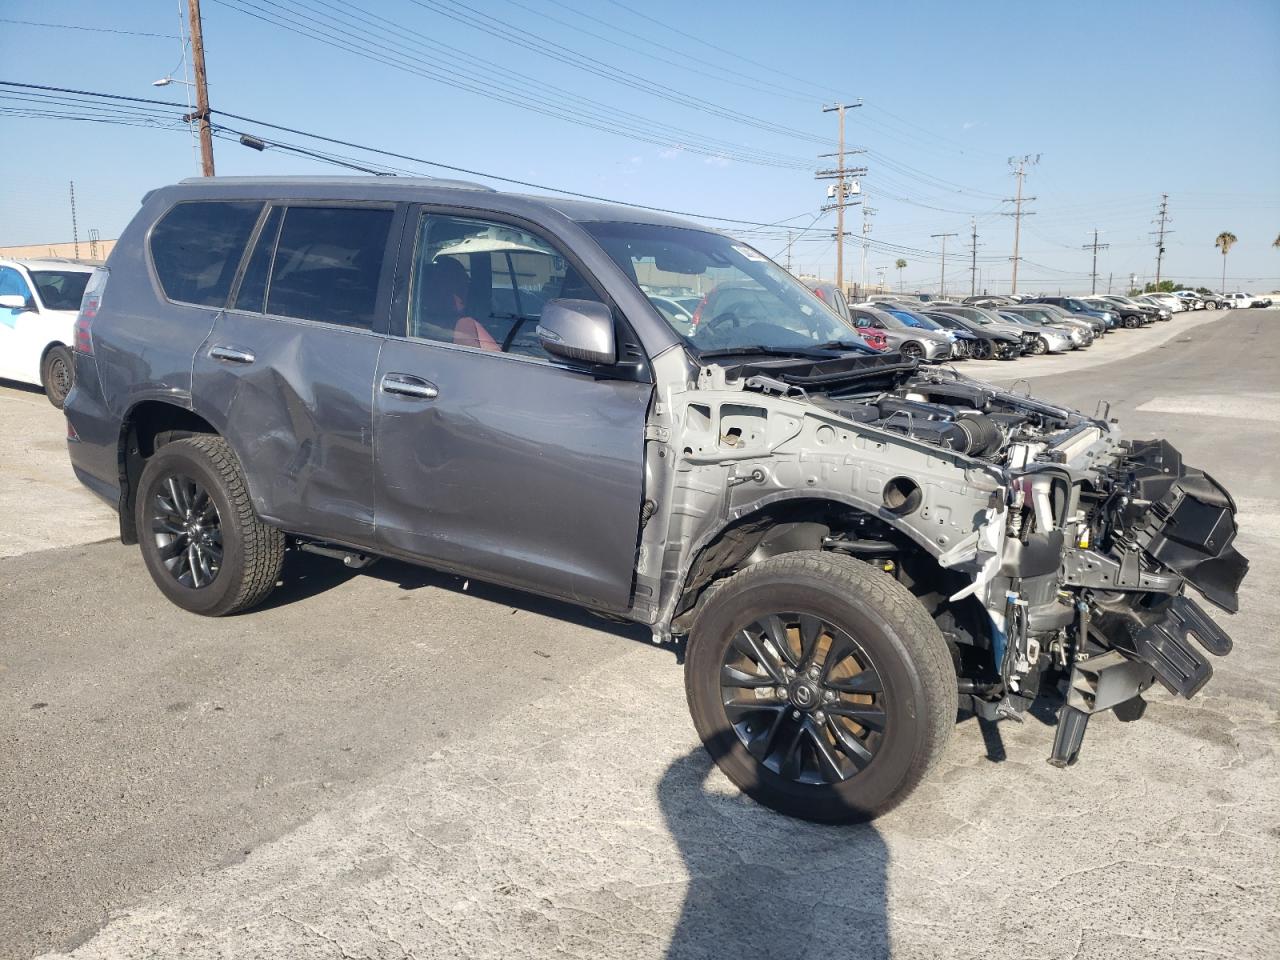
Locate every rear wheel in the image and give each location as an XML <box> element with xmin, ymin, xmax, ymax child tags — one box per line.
<box><xmin>135</xmin><ymin>436</ymin><xmax>285</xmax><ymax>616</ymax></box>
<box><xmin>685</xmin><ymin>553</ymin><xmax>956</xmax><ymax>822</ymax></box>
<box><xmin>41</xmin><ymin>345</ymin><xmax>74</xmax><ymax>409</ymax></box>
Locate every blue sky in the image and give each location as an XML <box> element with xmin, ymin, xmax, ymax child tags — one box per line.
<box><xmin>1</xmin><ymin>0</ymin><xmax>1278</xmax><ymax>292</ymax></box>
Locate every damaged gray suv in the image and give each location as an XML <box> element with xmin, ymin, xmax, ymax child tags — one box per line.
<box><xmin>65</xmin><ymin>177</ymin><xmax>1249</xmax><ymax>822</ymax></box>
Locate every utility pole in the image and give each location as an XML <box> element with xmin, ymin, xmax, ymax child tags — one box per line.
<box><xmin>1107</xmin><ymin>272</ymin><xmax>1113</xmax><ymax>294</ymax></box>
<box><xmin>1003</xmin><ymin>154</ymin><xmax>1038</xmax><ymax>294</ymax></box>
<box><xmin>68</xmin><ymin>181</ymin><xmax>80</xmax><ymax>260</ymax></box>
<box><xmin>186</xmin><ymin>0</ymin><xmax>215</xmax><ymax>176</ymax></box>
<box><xmin>969</xmin><ymin>218</ymin><xmax>980</xmax><ymax>296</ymax></box>
<box><xmin>859</xmin><ymin>205</ymin><xmax>877</xmax><ymax>296</ymax></box>
<box><xmin>816</xmin><ymin>101</ymin><xmax>865</xmax><ymax>296</ymax></box>
<box><xmin>931</xmin><ymin>232</ymin><xmax>958</xmax><ymax>298</ymax></box>
<box><xmin>1151</xmin><ymin>194</ymin><xmax>1172</xmax><ymax>288</ymax></box>
<box><xmin>1081</xmin><ymin>229</ymin><xmax>1110</xmax><ymax>295</ymax></box>
<box><xmin>784</xmin><ymin>231</ymin><xmax>794</xmax><ymax>273</ymax></box>
<box><xmin>875</xmin><ymin>265</ymin><xmax>887</xmax><ymax>292</ymax></box>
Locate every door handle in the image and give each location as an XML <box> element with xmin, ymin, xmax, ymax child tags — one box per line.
<box><xmin>381</xmin><ymin>373</ymin><xmax>439</xmax><ymax>400</ymax></box>
<box><xmin>209</xmin><ymin>345</ymin><xmax>256</xmax><ymax>364</ymax></box>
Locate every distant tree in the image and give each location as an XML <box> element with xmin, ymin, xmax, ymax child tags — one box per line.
<box><xmin>1215</xmin><ymin>231</ymin><xmax>1238</xmax><ymax>292</ymax></box>
<box><xmin>1195</xmin><ymin>287</ymin><xmax>1213</xmax><ymax>296</ymax></box>
<box><xmin>1142</xmin><ymin>280</ymin><xmax>1178</xmax><ymax>293</ymax></box>
<box><xmin>895</xmin><ymin>258</ymin><xmax>907</xmax><ymax>292</ymax></box>
<box><xmin>1273</xmin><ymin>233</ymin><xmax>1279</xmax><ymax>248</ymax></box>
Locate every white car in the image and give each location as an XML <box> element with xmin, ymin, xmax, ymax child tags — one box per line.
<box><xmin>1138</xmin><ymin>293</ymin><xmax>1185</xmax><ymax>312</ymax></box>
<box><xmin>0</xmin><ymin>258</ymin><xmax>97</xmax><ymax>407</ymax></box>
<box><xmin>1172</xmin><ymin>290</ymin><xmax>1211</xmax><ymax>310</ymax></box>
<box><xmin>1222</xmin><ymin>292</ymin><xmax>1260</xmax><ymax>309</ymax></box>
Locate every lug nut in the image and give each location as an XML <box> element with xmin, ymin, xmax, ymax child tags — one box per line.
<box><xmin>824</xmin><ymin>690</ymin><xmax>836</xmax><ymax>702</ymax></box>
<box><xmin>814</xmin><ymin>711</ymin><xmax>826</xmax><ymax>724</ymax></box>
<box><xmin>791</xmin><ymin>710</ymin><xmax>801</xmax><ymax>720</ymax></box>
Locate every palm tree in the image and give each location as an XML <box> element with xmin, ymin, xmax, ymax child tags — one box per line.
<box><xmin>1215</xmin><ymin>231</ymin><xmax>1237</xmax><ymax>293</ymax></box>
<box><xmin>895</xmin><ymin>258</ymin><xmax>907</xmax><ymax>292</ymax></box>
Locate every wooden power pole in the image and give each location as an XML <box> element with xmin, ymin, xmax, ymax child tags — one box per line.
<box><xmin>1081</xmin><ymin>229</ymin><xmax>1110</xmax><ymax>295</ymax></box>
<box><xmin>1004</xmin><ymin>154</ymin><xmax>1038</xmax><ymax>294</ymax></box>
<box><xmin>187</xmin><ymin>0</ymin><xmax>215</xmax><ymax>176</ymax></box>
<box><xmin>931</xmin><ymin>232</ymin><xmax>958</xmax><ymax>298</ymax></box>
<box><xmin>816</xmin><ymin>101</ymin><xmax>865</xmax><ymax>295</ymax></box>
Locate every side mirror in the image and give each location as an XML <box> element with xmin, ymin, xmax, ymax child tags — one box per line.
<box><xmin>0</xmin><ymin>294</ymin><xmax>29</xmax><ymax>311</ymax></box>
<box><xmin>538</xmin><ymin>299</ymin><xmax>616</xmax><ymax>365</ymax></box>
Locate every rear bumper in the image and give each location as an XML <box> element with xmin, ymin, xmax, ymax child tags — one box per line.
<box><xmin>63</xmin><ymin>353</ymin><xmax>121</xmax><ymax>511</ymax></box>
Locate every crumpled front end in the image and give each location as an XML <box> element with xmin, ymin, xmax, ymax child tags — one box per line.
<box><xmin>983</xmin><ymin>423</ymin><xmax>1249</xmax><ymax>766</ymax></box>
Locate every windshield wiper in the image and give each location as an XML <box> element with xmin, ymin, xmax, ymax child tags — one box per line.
<box><xmin>697</xmin><ymin>344</ymin><xmax>828</xmax><ymax>359</ymax></box>
<box><xmin>698</xmin><ymin>341</ymin><xmax>870</xmax><ymax>359</ymax></box>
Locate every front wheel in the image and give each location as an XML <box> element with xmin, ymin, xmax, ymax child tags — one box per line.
<box><xmin>899</xmin><ymin>341</ymin><xmax>924</xmax><ymax>361</ymax></box>
<box><xmin>1030</xmin><ymin>336</ymin><xmax>1048</xmax><ymax>355</ymax></box>
<box><xmin>41</xmin><ymin>345</ymin><xmax>74</xmax><ymax>409</ymax></box>
<box><xmin>135</xmin><ymin>436</ymin><xmax>285</xmax><ymax>616</ymax></box>
<box><xmin>1203</xmin><ymin>300</ymin><xmax>1217</xmax><ymax>310</ymax></box>
<box><xmin>685</xmin><ymin>553</ymin><xmax>957</xmax><ymax>822</ymax></box>
<box><xmin>1124</xmin><ymin>315</ymin><xmax>1140</xmax><ymax>328</ymax></box>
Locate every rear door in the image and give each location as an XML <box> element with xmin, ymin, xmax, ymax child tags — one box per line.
<box><xmin>192</xmin><ymin>201</ymin><xmax>401</xmax><ymax>545</ymax></box>
<box><xmin>371</xmin><ymin>208</ymin><xmax>651</xmax><ymax>612</ymax></box>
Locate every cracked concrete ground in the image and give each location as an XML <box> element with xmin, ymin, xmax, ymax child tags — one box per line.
<box><xmin>1</xmin><ymin>311</ymin><xmax>1277</xmax><ymax>959</ymax></box>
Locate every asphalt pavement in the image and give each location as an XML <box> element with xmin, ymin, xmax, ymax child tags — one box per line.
<box><xmin>1</xmin><ymin>310</ymin><xmax>1277</xmax><ymax>960</ymax></box>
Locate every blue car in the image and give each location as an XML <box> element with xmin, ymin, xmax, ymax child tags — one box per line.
<box><xmin>882</xmin><ymin>306</ymin><xmax>980</xmax><ymax>359</ymax></box>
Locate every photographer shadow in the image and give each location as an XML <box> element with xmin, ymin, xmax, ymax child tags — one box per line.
<box><xmin>657</xmin><ymin>748</ymin><xmax>890</xmax><ymax>960</ymax></box>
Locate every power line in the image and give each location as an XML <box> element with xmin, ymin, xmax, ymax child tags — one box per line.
<box><xmin>0</xmin><ymin>17</ymin><xmax>177</xmax><ymax>38</ymax></box>
<box><xmin>209</xmin><ymin>0</ymin><xmax>814</xmax><ymax>170</ymax></box>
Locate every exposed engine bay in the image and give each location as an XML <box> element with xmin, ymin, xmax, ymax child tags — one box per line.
<box><xmin>644</xmin><ymin>351</ymin><xmax>1249</xmax><ymax>767</ymax></box>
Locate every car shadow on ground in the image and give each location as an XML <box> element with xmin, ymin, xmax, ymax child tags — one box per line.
<box><xmin>658</xmin><ymin>746</ymin><xmax>890</xmax><ymax>959</ymax></box>
<box><xmin>258</xmin><ymin>548</ymin><xmax>658</xmax><ymax>647</ymax></box>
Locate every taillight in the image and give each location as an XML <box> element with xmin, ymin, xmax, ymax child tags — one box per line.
<box><xmin>75</xmin><ymin>267</ymin><xmax>108</xmax><ymax>355</ymax></box>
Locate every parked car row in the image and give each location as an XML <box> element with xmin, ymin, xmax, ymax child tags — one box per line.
<box><xmin>804</xmin><ymin>288</ymin><xmax>1185</xmax><ymax>364</ymax></box>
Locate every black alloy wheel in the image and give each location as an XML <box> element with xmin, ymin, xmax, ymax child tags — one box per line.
<box><xmin>899</xmin><ymin>341</ymin><xmax>924</xmax><ymax>361</ymax></box>
<box><xmin>971</xmin><ymin>339</ymin><xmax>993</xmax><ymax>360</ymax></box>
<box><xmin>135</xmin><ymin>436</ymin><xmax>285</xmax><ymax>616</ymax></box>
<box><xmin>150</xmin><ymin>474</ymin><xmax>223</xmax><ymax>588</ymax></box>
<box><xmin>719</xmin><ymin>613</ymin><xmax>887</xmax><ymax>785</ymax></box>
<box><xmin>685</xmin><ymin>553</ymin><xmax>956</xmax><ymax>822</ymax></box>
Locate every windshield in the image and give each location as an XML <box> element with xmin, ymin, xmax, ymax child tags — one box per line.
<box><xmin>30</xmin><ymin>270</ymin><xmax>92</xmax><ymax>311</ymax></box>
<box><xmin>584</xmin><ymin>222</ymin><xmax>866</xmax><ymax>354</ymax></box>
<box><xmin>884</xmin><ymin>308</ymin><xmax>935</xmax><ymax>330</ymax></box>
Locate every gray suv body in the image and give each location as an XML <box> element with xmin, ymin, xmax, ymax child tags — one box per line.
<box><xmin>64</xmin><ymin>177</ymin><xmax>1248</xmax><ymax>822</ymax></box>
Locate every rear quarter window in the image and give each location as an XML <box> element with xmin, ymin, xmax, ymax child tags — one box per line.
<box><xmin>150</xmin><ymin>200</ymin><xmax>262</xmax><ymax>307</ymax></box>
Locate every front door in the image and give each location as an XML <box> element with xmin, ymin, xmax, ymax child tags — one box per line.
<box><xmin>372</xmin><ymin>210</ymin><xmax>651</xmax><ymax>612</ymax></box>
<box><xmin>192</xmin><ymin>202</ymin><xmax>400</xmax><ymax>545</ymax></box>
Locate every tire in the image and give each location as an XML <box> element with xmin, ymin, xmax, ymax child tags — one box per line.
<box><xmin>971</xmin><ymin>339</ymin><xmax>993</xmax><ymax>360</ymax></box>
<box><xmin>1204</xmin><ymin>300</ymin><xmax>1217</xmax><ymax>310</ymax></box>
<box><xmin>40</xmin><ymin>345</ymin><xmax>74</xmax><ymax>409</ymax></box>
<box><xmin>685</xmin><ymin>552</ymin><xmax>957</xmax><ymax>823</ymax></box>
<box><xmin>135</xmin><ymin>436</ymin><xmax>285</xmax><ymax>616</ymax></box>
<box><xmin>899</xmin><ymin>341</ymin><xmax>924</xmax><ymax>361</ymax></box>
<box><xmin>1124</xmin><ymin>315</ymin><xmax>1139</xmax><ymax>329</ymax></box>
<box><xmin>1030</xmin><ymin>336</ymin><xmax>1048</xmax><ymax>355</ymax></box>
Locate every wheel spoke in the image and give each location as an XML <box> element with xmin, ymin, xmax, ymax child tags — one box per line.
<box><xmin>187</xmin><ymin>543</ymin><xmax>203</xmax><ymax>587</ymax></box>
<box><xmin>157</xmin><ymin>537</ymin><xmax>186</xmax><ymax>560</ymax></box>
<box><xmin>746</xmin><ymin>706</ymin><xmax>788</xmax><ymax>761</ymax></box>
<box><xmin>758</xmin><ymin>614</ymin><xmax>797</xmax><ymax>669</ymax></box>
<box><xmin>724</xmin><ymin>701</ymin><xmax>784</xmax><ymax>722</ymax></box>
<box><xmin>167</xmin><ymin>477</ymin><xmax>188</xmax><ymax>516</ymax></box>
<box><xmin>732</xmin><ymin>628</ymin><xmax>787</xmax><ymax>684</ymax></box>
<box><xmin>806</xmin><ymin>721</ymin><xmax>849</xmax><ymax>782</ymax></box>
<box><xmin>828</xmin><ymin>718</ymin><xmax>875</xmax><ymax>768</ymax></box>
<box><xmin>796</xmin><ymin>614</ymin><xmax>824</xmax><ymax>668</ymax></box>
<box><xmin>827</xmin><ymin>670</ymin><xmax>883</xmax><ymax>695</ymax></box>
<box><xmin>151</xmin><ymin>517</ymin><xmax>185</xmax><ymax>536</ymax></box>
<box><xmin>722</xmin><ymin>664</ymin><xmax>779</xmax><ymax>689</ymax></box>
<box><xmin>775</xmin><ymin>719</ymin><xmax>807</xmax><ymax>779</ymax></box>
<box><xmin>827</xmin><ymin>702</ymin><xmax>887</xmax><ymax>729</ymax></box>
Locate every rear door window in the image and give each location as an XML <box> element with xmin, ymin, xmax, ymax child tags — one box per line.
<box><xmin>150</xmin><ymin>200</ymin><xmax>262</xmax><ymax>307</ymax></box>
<box><xmin>261</xmin><ymin>206</ymin><xmax>394</xmax><ymax>330</ymax></box>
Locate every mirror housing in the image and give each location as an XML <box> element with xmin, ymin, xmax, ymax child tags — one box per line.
<box><xmin>537</xmin><ymin>299</ymin><xmax>616</xmax><ymax>366</ymax></box>
<box><xmin>0</xmin><ymin>294</ymin><xmax>29</xmax><ymax>311</ymax></box>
